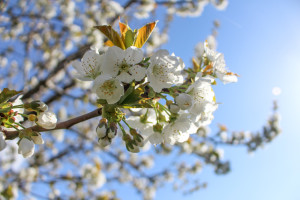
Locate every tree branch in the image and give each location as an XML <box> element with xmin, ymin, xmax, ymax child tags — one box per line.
<box><xmin>4</xmin><ymin>108</ymin><xmax>102</xmax><ymax>140</ymax></box>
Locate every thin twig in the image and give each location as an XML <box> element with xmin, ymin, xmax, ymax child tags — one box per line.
<box><xmin>4</xmin><ymin>108</ymin><xmax>102</xmax><ymax>140</ymax></box>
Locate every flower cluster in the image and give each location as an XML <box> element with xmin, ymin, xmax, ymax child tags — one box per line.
<box><xmin>72</xmin><ymin>22</ymin><xmax>238</xmax><ymax>152</ymax></box>
<box><xmin>0</xmin><ymin>89</ymin><xmax>57</xmax><ymax>158</ymax></box>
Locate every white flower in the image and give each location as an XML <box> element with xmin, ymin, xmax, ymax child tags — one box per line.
<box><xmin>195</xmin><ymin>42</ymin><xmax>205</xmax><ymax>58</ymax></box>
<box><xmin>72</xmin><ymin>50</ymin><xmax>103</xmax><ymax>81</ymax></box>
<box><xmin>193</xmin><ymin>102</ymin><xmax>218</xmax><ymax>127</ymax></box>
<box><xmin>175</xmin><ymin>93</ymin><xmax>192</xmax><ymax>110</ymax></box>
<box><xmin>0</xmin><ymin>131</ymin><xmax>6</xmax><ymax>151</ymax></box>
<box><xmin>213</xmin><ymin>53</ymin><xmax>237</xmax><ymax>83</ymax></box>
<box><xmin>163</xmin><ymin>116</ymin><xmax>194</xmax><ymax>145</ymax></box>
<box><xmin>126</xmin><ymin>109</ymin><xmax>157</xmax><ymax>138</ymax></box>
<box><xmin>147</xmin><ymin>50</ymin><xmax>184</xmax><ymax>92</ymax></box>
<box><xmin>195</xmin><ymin>35</ymin><xmax>217</xmax><ymax>58</ymax></box>
<box><xmin>205</xmin><ymin>45</ymin><xmax>238</xmax><ymax>84</ymax></box>
<box><xmin>37</xmin><ymin>111</ymin><xmax>57</xmax><ymax>129</ymax></box>
<box><xmin>18</xmin><ymin>138</ymin><xmax>35</xmax><ymax>158</ymax></box>
<box><xmin>186</xmin><ymin>78</ymin><xmax>215</xmax><ymax>115</ymax></box>
<box><xmin>92</xmin><ymin>75</ymin><xmax>124</xmax><ymax>104</ymax></box>
<box><xmin>102</xmin><ymin>46</ymin><xmax>146</xmax><ymax>83</ymax></box>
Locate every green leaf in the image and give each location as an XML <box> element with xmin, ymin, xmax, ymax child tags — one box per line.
<box><xmin>120</xmin><ymin>88</ymin><xmax>144</xmax><ymax>106</ymax></box>
<box><xmin>118</xmin><ymin>83</ymin><xmax>135</xmax><ymax>105</ymax></box>
<box><xmin>124</xmin><ymin>29</ymin><xmax>135</xmax><ymax>48</ymax></box>
<box><xmin>0</xmin><ymin>88</ymin><xmax>22</xmax><ymax>105</ymax></box>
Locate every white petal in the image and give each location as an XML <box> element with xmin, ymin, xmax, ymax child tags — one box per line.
<box><xmin>37</xmin><ymin>112</ymin><xmax>57</xmax><ymax>129</ymax></box>
<box><xmin>0</xmin><ymin>132</ymin><xmax>6</xmax><ymax>151</ymax></box>
<box><xmin>103</xmin><ymin>46</ymin><xmax>124</xmax><ymax>77</ymax></box>
<box><xmin>81</xmin><ymin>50</ymin><xmax>103</xmax><ymax>77</ymax></box>
<box><xmin>148</xmin><ymin>132</ymin><xmax>163</xmax><ymax>145</ymax></box>
<box><xmin>31</xmin><ymin>134</ymin><xmax>44</xmax><ymax>145</ymax></box>
<box><xmin>93</xmin><ymin>75</ymin><xmax>124</xmax><ymax>104</ymax></box>
<box><xmin>73</xmin><ymin>72</ymin><xmax>94</xmax><ymax>81</ymax></box>
<box><xmin>216</xmin><ymin>72</ymin><xmax>238</xmax><ymax>84</ymax></box>
<box><xmin>117</xmin><ymin>71</ymin><xmax>134</xmax><ymax>83</ymax></box>
<box><xmin>129</xmin><ymin>65</ymin><xmax>146</xmax><ymax>81</ymax></box>
<box><xmin>18</xmin><ymin>138</ymin><xmax>35</xmax><ymax>158</ymax></box>
<box><xmin>72</xmin><ymin>60</ymin><xmax>85</xmax><ymax>75</ymax></box>
<box><xmin>124</xmin><ymin>47</ymin><xmax>143</xmax><ymax>65</ymax></box>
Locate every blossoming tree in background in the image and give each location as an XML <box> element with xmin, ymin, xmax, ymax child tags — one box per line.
<box><xmin>0</xmin><ymin>0</ymin><xmax>280</xmax><ymax>199</ymax></box>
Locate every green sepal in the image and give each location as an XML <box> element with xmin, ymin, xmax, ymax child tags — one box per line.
<box><xmin>120</xmin><ymin>88</ymin><xmax>143</xmax><ymax>106</ymax></box>
<box><xmin>97</xmin><ymin>99</ymin><xmax>107</xmax><ymax>105</ymax></box>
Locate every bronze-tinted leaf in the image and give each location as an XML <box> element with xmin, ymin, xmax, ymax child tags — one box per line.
<box><xmin>94</xmin><ymin>25</ymin><xmax>125</xmax><ymax>49</ymax></box>
<box><xmin>104</xmin><ymin>40</ymin><xmax>114</xmax><ymax>47</ymax></box>
<box><xmin>134</xmin><ymin>21</ymin><xmax>158</xmax><ymax>48</ymax></box>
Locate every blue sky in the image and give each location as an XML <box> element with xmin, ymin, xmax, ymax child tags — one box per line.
<box><xmin>152</xmin><ymin>0</ymin><xmax>300</xmax><ymax>199</ymax></box>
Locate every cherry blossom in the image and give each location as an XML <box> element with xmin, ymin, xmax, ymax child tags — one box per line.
<box><xmin>92</xmin><ymin>75</ymin><xmax>124</xmax><ymax>104</ymax></box>
<box><xmin>147</xmin><ymin>50</ymin><xmax>184</xmax><ymax>92</ymax></box>
<box><xmin>72</xmin><ymin>50</ymin><xmax>104</xmax><ymax>81</ymax></box>
<box><xmin>102</xmin><ymin>46</ymin><xmax>146</xmax><ymax>83</ymax></box>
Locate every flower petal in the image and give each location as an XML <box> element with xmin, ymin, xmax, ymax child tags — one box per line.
<box><xmin>129</xmin><ymin>65</ymin><xmax>146</xmax><ymax>81</ymax></box>
<box><xmin>103</xmin><ymin>46</ymin><xmax>125</xmax><ymax>77</ymax></box>
<box><xmin>124</xmin><ymin>46</ymin><xmax>143</xmax><ymax>65</ymax></box>
<box><xmin>117</xmin><ymin>71</ymin><xmax>134</xmax><ymax>83</ymax></box>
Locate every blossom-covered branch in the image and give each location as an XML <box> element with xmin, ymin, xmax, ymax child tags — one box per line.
<box><xmin>4</xmin><ymin>108</ymin><xmax>102</xmax><ymax>140</ymax></box>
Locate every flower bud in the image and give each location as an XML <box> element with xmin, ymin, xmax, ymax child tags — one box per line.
<box><xmin>96</xmin><ymin>126</ymin><xmax>107</xmax><ymax>138</ymax></box>
<box><xmin>129</xmin><ymin>128</ymin><xmax>138</xmax><ymax>136</ymax></box>
<box><xmin>107</xmin><ymin>131</ymin><xmax>116</xmax><ymax>139</ymax></box>
<box><xmin>99</xmin><ymin>118</ymin><xmax>108</xmax><ymax>127</ymax></box>
<box><xmin>126</xmin><ymin>142</ymin><xmax>140</xmax><ymax>153</ymax></box>
<box><xmin>98</xmin><ymin>137</ymin><xmax>111</xmax><ymax>148</ymax></box>
<box><xmin>169</xmin><ymin>104</ymin><xmax>180</xmax><ymax>113</ymax></box>
<box><xmin>31</xmin><ymin>132</ymin><xmax>44</xmax><ymax>145</ymax></box>
<box><xmin>175</xmin><ymin>93</ymin><xmax>192</xmax><ymax>110</ymax></box>
<box><xmin>133</xmin><ymin>134</ymin><xmax>144</xmax><ymax>147</ymax></box>
<box><xmin>29</xmin><ymin>101</ymin><xmax>48</xmax><ymax>112</ymax></box>
<box><xmin>18</xmin><ymin>138</ymin><xmax>35</xmax><ymax>158</ymax></box>
<box><xmin>36</xmin><ymin>111</ymin><xmax>57</xmax><ymax>129</ymax></box>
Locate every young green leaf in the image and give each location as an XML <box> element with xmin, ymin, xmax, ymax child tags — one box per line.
<box><xmin>0</xmin><ymin>88</ymin><xmax>22</xmax><ymax>105</ymax></box>
<box><xmin>124</xmin><ymin>29</ymin><xmax>135</xmax><ymax>48</ymax></box>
